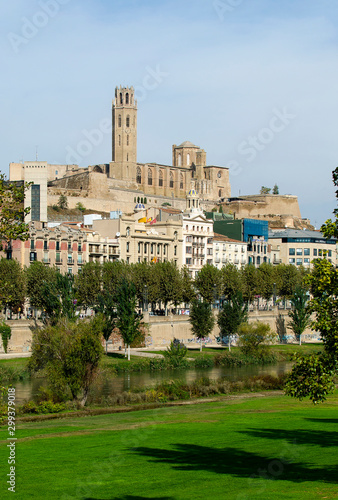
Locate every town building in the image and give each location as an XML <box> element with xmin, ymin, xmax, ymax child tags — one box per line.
<box><xmin>269</xmin><ymin>228</ymin><xmax>337</xmax><ymax>268</ymax></box>
<box><xmin>213</xmin><ymin>233</ymin><xmax>247</xmax><ymax>269</ymax></box>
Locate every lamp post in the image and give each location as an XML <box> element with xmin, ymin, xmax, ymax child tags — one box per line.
<box><xmin>143</xmin><ymin>285</ymin><xmax>148</xmax><ymax>313</ymax></box>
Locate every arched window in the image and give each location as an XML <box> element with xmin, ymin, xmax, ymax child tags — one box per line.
<box><xmin>126</xmin><ymin>93</ymin><xmax>129</xmax><ymax>104</ymax></box>
<box><xmin>126</xmin><ymin>227</ymin><xmax>130</xmax><ymax>237</ymax></box>
<box><xmin>136</xmin><ymin>167</ymin><xmax>142</xmax><ymax>184</ymax></box>
<box><xmin>127</xmin><ymin>135</ymin><xmax>129</xmax><ymax>146</ymax></box>
<box><xmin>126</xmin><ymin>115</ymin><xmax>130</xmax><ymax>128</ymax></box>
<box><xmin>187</xmin><ymin>153</ymin><xmax>190</xmax><ymax>165</ymax></box>
<box><xmin>120</xmin><ymin>93</ymin><xmax>123</xmax><ymax>105</ymax></box>
<box><xmin>180</xmin><ymin>173</ymin><xmax>184</xmax><ymax>190</ymax></box>
<box><xmin>127</xmin><ymin>154</ymin><xmax>129</xmax><ymax>161</ymax></box>
<box><xmin>178</xmin><ymin>154</ymin><xmax>182</xmax><ymax>167</ymax></box>
<box><xmin>118</xmin><ymin>115</ymin><xmax>122</xmax><ymax>127</ymax></box>
<box><xmin>218</xmin><ymin>189</ymin><xmax>222</xmax><ymax>198</ymax></box>
<box><xmin>170</xmin><ymin>171</ymin><xmax>174</xmax><ymax>189</ymax></box>
<box><xmin>159</xmin><ymin>170</ymin><xmax>163</xmax><ymax>187</ymax></box>
<box><xmin>148</xmin><ymin>168</ymin><xmax>153</xmax><ymax>186</ymax></box>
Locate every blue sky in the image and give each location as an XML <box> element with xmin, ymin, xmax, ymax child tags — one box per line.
<box><xmin>1</xmin><ymin>0</ymin><xmax>338</xmax><ymax>226</ymax></box>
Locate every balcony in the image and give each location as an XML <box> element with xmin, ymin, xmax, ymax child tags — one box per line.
<box><xmin>78</xmin><ymin>260</ymin><xmax>85</xmax><ymax>266</ymax></box>
<box><xmin>67</xmin><ymin>259</ymin><xmax>74</xmax><ymax>265</ymax></box>
<box><xmin>55</xmin><ymin>259</ymin><xmax>63</xmax><ymax>265</ymax></box>
<box><xmin>42</xmin><ymin>258</ymin><xmax>51</xmax><ymax>265</ymax></box>
<box><xmin>215</xmin><ymin>257</ymin><xmax>220</xmax><ymax>264</ymax></box>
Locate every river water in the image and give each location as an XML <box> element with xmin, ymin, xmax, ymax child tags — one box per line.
<box><xmin>13</xmin><ymin>361</ymin><xmax>293</xmax><ymax>403</ymax></box>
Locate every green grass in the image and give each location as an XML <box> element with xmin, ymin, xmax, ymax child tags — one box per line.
<box><xmin>0</xmin><ymin>391</ymin><xmax>337</xmax><ymax>499</ymax></box>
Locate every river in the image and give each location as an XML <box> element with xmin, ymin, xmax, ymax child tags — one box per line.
<box><xmin>13</xmin><ymin>361</ymin><xmax>293</xmax><ymax>403</ymax></box>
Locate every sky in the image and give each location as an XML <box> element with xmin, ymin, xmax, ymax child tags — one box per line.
<box><xmin>1</xmin><ymin>0</ymin><xmax>338</xmax><ymax>227</ymax></box>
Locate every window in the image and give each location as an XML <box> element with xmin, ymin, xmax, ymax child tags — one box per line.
<box><xmin>31</xmin><ymin>184</ymin><xmax>40</xmax><ymax>221</ymax></box>
<box><xmin>180</xmin><ymin>173</ymin><xmax>184</xmax><ymax>190</ymax></box>
<box><xmin>319</xmin><ymin>249</ymin><xmax>323</xmax><ymax>256</ymax></box>
<box><xmin>120</xmin><ymin>93</ymin><xmax>123</xmax><ymax>105</ymax></box>
<box><xmin>169</xmin><ymin>171</ymin><xmax>174</xmax><ymax>188</ymax></box>
<box><xmin>178</xmin><ymin>154</ymin><xmax>182</xmax><ymax>167</ymax></box>
<box><xmin>144</xmin><ymin>243</ymin><xmax>148</xmax><ymax>253</ymax></box>
<box><xmin>328</xmin><ymin>250</ymin><xmax>332</xmax><ymax>257</ymax></box>
<box><xmin>30</xmin><ymin>239</ymin><xmax>35</xmax><ymax>250</ymax></box>
<box><xmin>118</xmin><ymin>115</ymin><xmax>122</xmax><ymax>127</ymax></box>
<box><xmin>78</xmin><ymin>255</ymin><xmax>82</xmax><ymax>264</ymax></box>
<box><xmin>296</xmin><ymin>258</ymin><xmax>303</xmax><ymax>265</ymax></box>
<box><xmin>218</xmin><ymin>189</ymin><xmax>222</xmax><ymax>198</ymax></box>
<box><xmin>313</xmin><ymin>249</ymin><xmax>317</xmax><ymax>256</ymax></box>
<box><xmin>304</xmin><ymin>258</ymin><xmax>310</xmax><ymax>264</ymax></box>
<box><xmin>159</xmin><ymin>170</ymin><xmax>163</xmax><ymax>187</ymax></box>
<box><xmin>289</xmin><ymin>248</ymin><xmax>295</xmax><ymax>256</ymax></box>
<box><xmin>125</xmin><ymin>93</ymin><xmax>129</xmax><ymax>104</ymax></box>
<box><xmin>148</xmin><ymin>169</ymin><xmax>153</xmax><ymax>186</ymax></box>
<box><xmin>126</xmin><ymin>227</ymin><xmax>130</xmax><ymax>237</ymax></box>
<box><xmin>44</xmin><ymin>240</ymin><xmax>48</xmax><ymax>250</ymax></box>
<box><xmin>296</xmin><ymin>248</ymin><xmax>303</xmax><ymax>255</ymax></box>
<box><xmin>56</xmin><ymin>252</ymin><xmax>61</xmax><ymax>263</ymax></box>
<box><xmin>186</xmin><ymin>258</ymin><xmax>192</xmax><ymax>265</ymax></box>
<box><xmin>187</xmin><ymin>153</ymin><xmax>190</xmax><ymax>165</ymax></box>
<box><xmin>136</xmin><ymin>167</ymin><xmax>142</xmax><ymax>184</ymax></box>
<box><xmin>126</xmin><ymin>242</ymin><xmax>130</xmax><ymax>252</ymax></box>
<box><xmin>138</xmin><ymin>243</ymin><xmax>141</xmax><ymax>253</ymax></box>
<box><xmin>56</xmin><ymin>241</ymin><xmax>60</xmax><ymax>251</ymax></box>
<box><xmin>164</xmin><ymin>245</ymin><xmax>166</xmax><ymax>256</ymax></box>
<box><xmin>151</xmin><ymin>243</ymin><xmax>154</xmax><ymax>254</ymax></box>
<box><xmin>68</xmin><ymin>254</ymin><xmax>73</xmax><ymax>264</ymax></box>
<box><xmin>68</xmin><ymin>268</ymin><xmax>72</xmax><ymax>275</ymax></box>
<box><xmin>157</xmin><ymin>244</ymin><xmax>161</xmax><ymax>255</ymax></box>
<box><xmin>289</xmin><ymin>258</ymin><xmax>295</xmax><ymax>264</ymax></box>
<box><xmin>78</xmin><ymin>244</ymin><xmax>82</xmax><ymax>252</ymax></box>
<box><xmin>174</xmin><ymin>246</ymin><xmax>177</xmax><ymax>256</ymax></box>
<box><xmin>126</xmin><ymin>115</ymin><xmax>130</xmax><ymax>128</ymax></box>
<box><xmin>68</xmin><ymin>242</ymin><xmax>72</xmax><ymax>251</ymax></box>
<box><xmin>186</xmin><ymin>246</ymin><xmax>192</xmax><ymax>254</ymax></box>
<box><xmin>304</xmin><ymin>248</ymin><xmax>310</xmax><ymax>256</ymax></box>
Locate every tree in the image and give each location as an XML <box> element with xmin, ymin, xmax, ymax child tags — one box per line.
<box><xmin>256</xmin><ymin>262</ymin><xmax>276</xmax><ymax>302</ymax></box>
<box><xmin>93</xmin><ymin>290</ymin><xmax>117</xmax><ymax>354</ymax></box>
<box><xmin>285</xmin><ymin>167</ymin><xmax>338</xmax><ymax>403</ymax></box>
<box><xmin>275</xmin><ymin>264</ymin><xmax>303</xmax><ymax>302</ymax></box>
<box><xmin>180</xmin><ymin>266</ymin><xmax>196</xmax><ymax>305</ymax></box>
<box><xmin>195</xmin><ymin>263</ymin><xmax>222</xmax><ymax>304</ymax></box>
<box><xmin>237</xmin><ymin>322</ymin><xmax>276</xmax><ymax>357</ymax></box>
<box><xmin>75</xmin><ymin>202</ymin><xmax>86</xmax><ymax>213</ymax></box>
<box><xmin>0</xmin><ymin>258</ymin><xmax>26</xmax><ymax>315</ymax></box>
<box><xmin>0</xmin><ymin>322</ymin><xmax>11</xmax><ymax>353</ymax></box>
<box><xmin>57</xmin><ymin>194</ymin><xmax>68</xmax><ymax>210</ymax></box>
<box><xmin>241</xmin><ymin>264</ymin><xmax>259</xmax><ymax>304</ymax></box>
<box><xmin>25</xmin><ymin>261</ymin><xmax>58</xmax><ymax>310</ymax></box>
<box><xmin>260</xmin><ymin>186</ymin><xmax>271</xmax><ymax>195</ymax></box>
<box><xmin>189</xmin><ymin>299</ymin><xmax>215</xmax><ymax>351</ymax></box>
<box><xmin>39</xmin><ymin>272</ymin><xmax>77</xmax><ymax>324</ymax></box>
<box><xmin>288</xmin><ymin>287</ymin><xmax>311</xmax><ymax>345</ymax></box>
<box><xmin>221</xmin><ymin>263</ymin><xmax>243</xmax><ymax>300</ymax></box>
<box><xmin>75</xmin><ymin>261</ymin><xmax>102</xmax><ymax>309</ymax></box>
<box><xmin>157</xmin><ymin>261</ymin><xmax>182</xmax><ymax>314</ymax></box>
<box><xmin>115</xmin><ymin>279</ymin><xmax>144</xmax><ymax>361</ymax></box>
<box><xmin>28</xmin><ymin>318</ymin><xmax>103</xmax><ymax>406</ymax></box>
<box><xmin>217</xmin><ymin>292</ymin><xmax>248</xmax><ymax>350</ymax></box>
<box><xmin>0</xmin><ymin>173</ymin><xmax>31</xmax><ymax>250</ymax></box>
<box><xmin>272</xmin><ymin>184</ymin><xmax>279</xmax><ymax>195</ymax></box>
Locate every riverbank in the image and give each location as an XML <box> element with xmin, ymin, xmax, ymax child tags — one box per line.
<box><xmin>0</xmin><ymin>391</ymin><xmax>336</xmax><ymax>499</ymax></box>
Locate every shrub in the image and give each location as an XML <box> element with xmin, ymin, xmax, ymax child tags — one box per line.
<box><xmin>20</xmin><ymin>400</ymin><xmax>66</xmax><ymax>414</ymax></box>
<box><xmin>0</xmin><ymin>322</ymin><xmax>11</xmax><ymax>353</ymax></box>
<box><xmin>237</xmin><ymin>322</ymin><xmax>277</xmax><ymax>357</ymax></box>
<box><xmin>163</xmin><ymin>340</ymin><xmax>188</xmax><ymax>360</ymax></box>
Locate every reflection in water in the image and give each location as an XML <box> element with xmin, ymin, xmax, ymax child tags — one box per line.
<box><xmin>14</xmin><ymin>362</ymin><xmax>293</xmax><ymax>403</ymax></box>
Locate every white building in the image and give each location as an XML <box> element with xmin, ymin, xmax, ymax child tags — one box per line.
<box><xmin>213</xmin><ymin>233</ymin><xmax>247</xmax><ymax>269</ymax></box>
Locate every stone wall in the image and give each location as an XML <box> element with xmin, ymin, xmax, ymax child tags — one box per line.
<box><xmin>223</xmin><ymin>195</ymin><xmax>302</xmax><ymax>220</ymax></box>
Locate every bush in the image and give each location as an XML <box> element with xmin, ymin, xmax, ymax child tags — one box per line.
<box><xmin>0</xmin><ymin>322</ymin><xmax>11</xmax><ymax>353</ymax></box>
<box><xmin>163</xmin><ymin>340</ymin><xmax>188</xmax><ymax>360</ymax></box>
<box><xmin>237</xmin><ymin>322</ymin><xmax>277</xmax><ymax>357</ymax></box>
<box><xmin>20</xmin><ymin>400</ymin><xmax>66</xmax><ymax>414</ymax></box>
<box><xmin>194</xmin><ymin>355</ymin><xmax>214</xmax><ymax>368</ymax></box>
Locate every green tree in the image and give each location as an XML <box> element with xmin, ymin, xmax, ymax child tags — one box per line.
<box><xmin>221</xmin><ymin>263</ymin><xmax>243</xmax><ymax>300</ymax></box>
<box><xmin>189</xmin><ymin>299</ymin><xmax>215</xmax><ymax>351</ymax></box>
<box><xmin>272</xmin><ymin>184</ymin><xmax>279</xmax><ymax>195</ymax></box>
<box><xmin>217</xmin><ymin>292</ymin><xmax>248</xmax><ymax>350</ymax></box>
<box><xmin>0</xmin><ymin>322</ymin><xmax>11</xmax><ymax>353</ymax></box>
<box><xmin>237</xmin><ymin>322</ymin><xmax>276</xmax><ymax>357</ymax></box>
<box><xmin>102</xmin><ymin>261</ymin><xmax>131</xmax><ymax>296</ymax></box>
<box><xmin>275</xmin><ymin>264</ymin><xmax>302</xmax><ymax>303</ymax></box>
<box><xmin>40</xmin><ymin>272</ymin><xmax>77</xmax><ymax>324</ymax></box>
<box><xmin>115</xmin><ymin>279</ymin><xmax>144</xmax><ymax>360</ymax></box>
<box><xmin>28</xmin><ymin>318</ymin><xmax>103</xmax><ymax>406</ymax></box>
<box><xmin>75</xmin><ymin>202</ymin><xmax>86</xmax><ymax>213</ymax></box>
<box><xmin>0</xmin><ymin>258</ymin><xmax>26</xmax><ymax>315</ymax></box>
<box><xmin>93</xmin><ymin>290</ymin><xmax>117</xmax><ymax>353</ymax></box>
<box><xmin>75</xmin><ymin>261</ymin><xmax>102</xmax><ymax>309</ymax></box>
<box><xmin>285</xmin><ymin>167</ymin><xmax>338</xmax><ymax>403</ymax></box>
<box><xmin>260</xmin><ymin>186</ymin><xmax>271</xmax><ymax>195</ymax></box>
<box><xmin>157</xmin><ymin>261</ymin><xmax>182</xmax><ymax>314</ymax></box>
<box><xmin>25</xmin><ymin>261</ymin><xmax>58</xmax><ymax>310</ymax></box>
<box><xmin>57</xmin><ymin>194</ymin><xmax>68</xmax><ymax>209</ymax></box>
<box><xmin>256</xmin><ymin>262</ymin><xmax>276</xmax><ymax>302</ymax></box>
<box><xmin>241</xmin><ymin>264</ymin><xmax>259</xmax><ymax>304</ymax></box>
<box><xmin>288</xmin><ymin>287</ymin><xmax>311</xmax><ymax>345</ymax></box>
<box><xmin>0</xmin><ymin>173</ymin><xmax>31</xmax><ymax>250</ymax></box>
<box><xmin>195</xmin><ymin>263</ymin><xmax>222</xmax><ymax>304</ymax></box>
<box><xmin>180</xmin><ymin>266</ymin><xmax>196</xmax><ymax>305</ymax></box>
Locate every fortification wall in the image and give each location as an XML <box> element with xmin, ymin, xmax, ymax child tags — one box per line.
<box><xmin>223</xmin><ymin>195</ymin><xmax>302</xmax><ymax>219</ymax></box>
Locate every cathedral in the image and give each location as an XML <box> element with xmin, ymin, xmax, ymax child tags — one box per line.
<box><xmin>107</xmin><ymin>86</ymin><xmax>231</xmax><ymax>202</ymax></box>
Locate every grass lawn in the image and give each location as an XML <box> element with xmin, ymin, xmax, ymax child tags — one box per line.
<box><xmin>0</xmin><ymin>391</ymin><xmax>337</xmax><ymax>499</ymax></box>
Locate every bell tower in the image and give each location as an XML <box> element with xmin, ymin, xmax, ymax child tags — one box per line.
<box><xmin>110</xmin><ymin>86</ymin><xmax>137</xmax><ymax>180</ymax></box>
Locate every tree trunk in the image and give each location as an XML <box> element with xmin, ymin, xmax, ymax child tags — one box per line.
<box><xmin>127</xmin><ymin>344</ymin><xmax>131</xmax><ymax>361</ymax></box>
<box><xmin>200</xmin><ymin>342</ymin><xmax>202</xmax><ymax>352</ymax></box>
<box><xmin>228</xmin><ymin>336</ymin><xmax>231</xmax><ymax>352</ymax></box>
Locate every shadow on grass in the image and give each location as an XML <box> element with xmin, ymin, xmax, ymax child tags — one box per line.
<box><xmin>105</xmin><ymin>353</ymin><xmax>126</xmax><ymax>360</ymax></box>
<box><xmin>240</xmin><ymin>428</ymin><xmax>338</xmax><ymax>448</ymax></box>
<box><xmin>84</xmin><ymin>497</ymin><xmax>174</xmax><ymax>500</ymax></box>
<box><xmin>304</xmin><ymin>418</ymin><xmax>338</xmax><ymax>424</ymax></box>
<box><xmin>132</xmin><ymin>444</ymin><xmax>337</xmax><ymax>484</ymax></box>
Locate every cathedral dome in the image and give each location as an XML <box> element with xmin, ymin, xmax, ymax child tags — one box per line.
<box><xmin>178</xmin><ymin>141</ymin><xmax>199</xmax><ymax>148</ymax></box>
<box><xmin>134</xmin><ymin>203</ymin><xmax>145</xmax><ymax>212</ymax></box>
<box><xmin>188</xmin><ymin>189</ymin><xmax>198</xmax><ymax>197</ymax></box>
